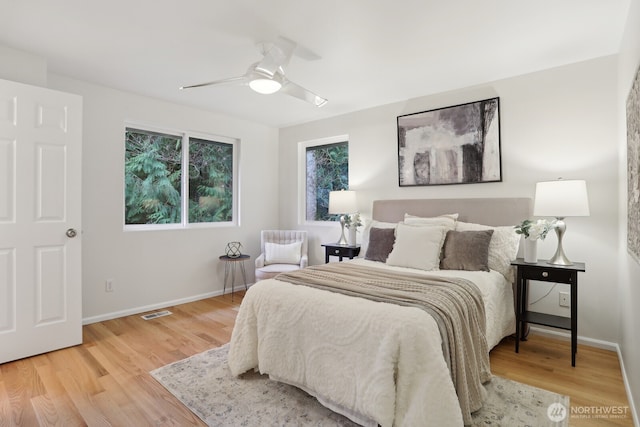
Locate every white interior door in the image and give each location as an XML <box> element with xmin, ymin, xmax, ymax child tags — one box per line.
<box><xmin>0</xmin><ymin>78</ymin><xmax>82</xmax><ymax>364</ymax></box>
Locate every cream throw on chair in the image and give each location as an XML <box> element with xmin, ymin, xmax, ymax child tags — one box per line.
<box><xmin>255</xmin><ymin>230</ymin><xmax>308</xmax><ymax>281</ymax></box>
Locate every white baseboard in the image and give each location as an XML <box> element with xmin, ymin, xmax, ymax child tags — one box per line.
<box><xmin>615</xmin><ymin>344</ymin><xmax>640</xmax><ymax>427</ymax></box>
<box><xmin>81</xmin><ymin>284</ymin><xmax>253</xmax><ymax>325</ymax></box>
<box><xmin>529</xmin><ymin>326</ymin><xmax>618</xmax><ymax>351</ymax></box>
<box><xmin>82</xmin><ymin>283</ymin><xmax>253</xmax><ymax>325</ymax></box>
<box><xmin>82</xmin><ymin>290</ymin><xmax>221</xmax><ymax>324</ymax></box>
<box><xmin>529</xmin><ymin>327</ymin><xmax>638</xmax><ymax>426</ymax></box>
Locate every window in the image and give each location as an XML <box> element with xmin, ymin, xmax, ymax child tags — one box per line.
<box><xmin>125</xmin><ymin>126</ymin><xmax>237</xmax><ymax>229</ymax></box>
<box><xmin>302</xmin><ymin>138</ymin><xmax>349</xmax><ymax>221</ymax></box>
<box><xmin>188</xmin><ymin>138</ymin><xmax>234</xmax><ymax>223</ymax></box>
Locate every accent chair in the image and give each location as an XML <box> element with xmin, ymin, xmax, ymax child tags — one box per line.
<box><xmin>255</xmin><ymin>230</ymin><xmax>308</xmax><ymax>281</ymax></box>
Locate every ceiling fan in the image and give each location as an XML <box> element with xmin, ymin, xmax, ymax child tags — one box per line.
<box><xmin>180</xmin><ymin>37</ymin><xmax>328</xmax><ymax>108</ymax></box>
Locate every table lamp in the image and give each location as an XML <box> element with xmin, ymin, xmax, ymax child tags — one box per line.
<box><xmin>533</xmin><ymin>179</ymin><xmax>590</xmax><ymax>265</ymax></box>
<box><xmin>328</xmin><ymin>190</ymin><xmax>357</xmax><ymax>245</ymax></box>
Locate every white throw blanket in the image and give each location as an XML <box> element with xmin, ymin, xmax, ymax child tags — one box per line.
<box><xmin>228</xmin><ymin>279</ymin><xmax>465</xmax><ymax>426</ymax></box>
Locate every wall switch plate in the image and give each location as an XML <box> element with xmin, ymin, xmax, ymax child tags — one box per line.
<box><xmin>559</xmin><ymin>291</ymin><xmax>570</xmax><ymax>307</ymax></box>
<box><xmin>105</xmin><ymin>279</ymin><xmax>114</xmax><ymax>292</ymax></box>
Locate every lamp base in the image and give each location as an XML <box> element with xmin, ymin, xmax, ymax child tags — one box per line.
<box><xmin>336</xmin><ymin>215</ymin><xmax>348</xmax><ymax>245</ymax></box>
<box><xmin>547</xmin><ymin>251</ymin><xmax>573</xmax><ymax>266</ymax></box>
<box><xmin>547</xmin><ymin>217</ymin><xmax>573</xmax><ymax>266</ymax></box>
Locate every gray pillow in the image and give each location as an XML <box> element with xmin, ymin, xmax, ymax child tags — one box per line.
<box><xmin>440</xmin><ymin>229</ymin><xmax>494</xmax><ymax>271</ymax></box>
<box><xmin>365</xmin><ymin>227</ymin><xmax>396</xmax><ymax>262</ymax></box>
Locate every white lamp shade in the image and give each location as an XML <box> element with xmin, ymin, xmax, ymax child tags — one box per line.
<box><xmin>328</xmin><ymin>190</ymin><xmax>357</xmax><ymax>214</ymax></box>
<box><xmin>533</xmin><ymin>179</ymin><xmax>590</xmax><ymax>217</ymax></box>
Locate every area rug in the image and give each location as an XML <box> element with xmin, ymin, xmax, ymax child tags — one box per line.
<box><xmin>151</xmin><ymin>345</ymin><xmax>569</xmax><ymax>426</ymax></box>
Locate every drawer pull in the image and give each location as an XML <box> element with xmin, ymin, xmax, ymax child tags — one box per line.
<box><xmin>334</xmin><ymin>249</ymin><xmax>340</xmax><ymax>254</ymax></box>
<box><xmin>542</xmin><ymin>271</ymin><xmax>549</xmax><ymax>278</ymax></box>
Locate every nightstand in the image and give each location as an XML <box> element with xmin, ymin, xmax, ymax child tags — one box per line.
<box><xmin>321</xmin><ymin>243</ymin><xmax>361</xmax><ymax>263</ymax></box>
<box><xmin>511</xmin><ymin>258</ymin><xmax>586</xmax><ymax>366</ymax></box>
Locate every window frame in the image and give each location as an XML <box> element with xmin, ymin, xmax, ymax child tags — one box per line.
<box><xmin>297</xmin><ymin>134</ymin><xmax>349</xmax><ymax>225</ymax></box>
<box><xmin>124</xmin><ymin>123</ymin><xmax>240</xmax><ymax>231</ymax></box>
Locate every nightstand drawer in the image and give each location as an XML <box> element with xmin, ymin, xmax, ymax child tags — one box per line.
<box><xmin>321</xmin><ymin>243</ymin><xmax>361</xmax><ymax>263</ymax></box>
<box><xmin>521</xmin><ymin>267</ymin><xmax>574</xmax><ymax>283</ymax></box>
<box><xmin>330</xmin><ymin>246</ymin><xmax>351</xmax><ymax>257</ymax></box>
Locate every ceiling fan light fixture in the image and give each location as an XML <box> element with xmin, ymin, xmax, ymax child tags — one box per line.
<box><xmin>182</xmin><ymin>39</ymin><xmax>327</xmax><ymax>106</ymax></box>
<box><xmin>249</xmin><ymin>78</ymin><xmax>282</xmax><ymax>94</ymax></box>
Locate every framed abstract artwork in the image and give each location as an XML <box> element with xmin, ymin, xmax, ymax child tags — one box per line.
<box><xmin>627</xmin><ymin>65</ymin><xmax>640</xmax><ymax>262</ymax></box>
<box><xmin>397</xmin><ymin>97</ymin><xmax>502</xmax><ymax>186</ymax></box>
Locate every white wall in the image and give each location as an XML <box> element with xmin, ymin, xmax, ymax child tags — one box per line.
<box><xmin>47</xmin><ymin>75</ymin><xmax>280</xmax><ymax>322</ymax></box>
<box><xmin>617</xmin><ymin>0</ymin><xmax>640</xmax><ymax>421</ymax></box>
<box><xmin>0</xmin><ymin>44</ymin><xmax>47</xmax><ymax>87</ymax></box>
<box><xmin>279</xmin><ymin>56</ymin><xmax>620</xmax><ymax>345</ymax></box>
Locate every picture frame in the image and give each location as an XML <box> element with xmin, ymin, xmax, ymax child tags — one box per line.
<box><xmin>626</xmin><ymin>65</ymin><xmax>640</xmax><ymax>263</ymax></box>
<box><xmin>397</xmin><ymin>97</ymin><xmax>502</xmax><ymax>186</ymax></box>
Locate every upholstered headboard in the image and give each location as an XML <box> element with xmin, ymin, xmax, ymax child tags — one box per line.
<box><xmin>372</xmin><ymin>198</ymin><xmax>532</xmax><ymax>226</ymax></box>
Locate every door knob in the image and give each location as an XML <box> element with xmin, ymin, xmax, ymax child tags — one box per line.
<box><xmin>66</xmin><ymin>228</ymin><xmax>77</xmax><ymax>238</ymax></box>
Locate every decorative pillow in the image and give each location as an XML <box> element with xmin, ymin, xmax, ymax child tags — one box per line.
<box><xmin>386</xmin><ymin>223</ymin><xmax>446</xmax><ymax>271</ymax></box>
<box><xmin>265</xmin><ymin>241</ymin><xmax>302</xmax><ymax>265</ymax></box>
<box><xmin>403</xmin><ymin>213</ymin><xmax>458</xmax><ymax>230</ymax></box>
<box><xmin>364</xmin><ymin>227</ymin><xmax>396</xmax><ymax>262</ymax></box>
<box><xmin>455</xmin><ymin>221</ymin><xmax>521</xmax><ymax>280</ymax></box>
<box><xmin>361</xmin><ymin>220</ymin><xmax>398</xmax><ymax>256</ymax></box>
<box><xmin>440</xmin><ymin>229</ymin><xmax>494</xmax><ymax>271</ymax></box>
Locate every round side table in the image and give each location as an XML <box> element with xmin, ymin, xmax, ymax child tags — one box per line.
<box><xmin>219</xmin><ymin>254</ymin><xmax>250</xmax><ymax>300</ymax></box>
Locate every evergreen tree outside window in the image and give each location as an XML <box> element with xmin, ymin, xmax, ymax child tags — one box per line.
<box><xmin>305</xmin><ymin>141</ymin><xmax>349</xmax><ymax>221</ymax></box>
<box><xmin>125</xmin><ymin>126</ymin><xmax>237</xmax><ymax>228</ymax></box>
<box><xmin>188</xmin><ymin>138</ymin><xmax>233</xmax><ymax>223</ymax></box>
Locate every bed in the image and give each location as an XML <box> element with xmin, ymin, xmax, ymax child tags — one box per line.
<box><xmin>228</xmin><ymin>198</ymin><xmax>532</xmax><ymax>427</ymax></box>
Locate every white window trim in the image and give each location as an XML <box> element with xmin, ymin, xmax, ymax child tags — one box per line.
<box><xmin>124</xmin><ymin>123</ymin><xmax>240</xmax><ymax>231</ymax></box>
<box><xmin>297</xmin><ymin>134</ymin><xmax>349</xmax><ymax>225</ymax></box>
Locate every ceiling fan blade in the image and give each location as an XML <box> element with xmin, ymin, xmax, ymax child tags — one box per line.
<box><xmin>180</xmin><ymin>75</ymin><xmax>247</xmax><ymax>90</ymax></box>
<box><xmin>293</xmin><ymin>43</ymin><xmax>322</xmax><ymax>62</ymax></box>
<box><xmin>281</xmin><ymin>80</ymin><xmax>328</xmax><ymax>107</ymax></box>
<box><xmin>255</xmin><ymin>37</ymin><xmax>296</xmax><ymax>78</ymax></box>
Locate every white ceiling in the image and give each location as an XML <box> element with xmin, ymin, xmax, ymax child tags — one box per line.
<box><xmin>0</xmin><ymin>0</ymin><xmax>631</xmax><ymax>128</ymax></box>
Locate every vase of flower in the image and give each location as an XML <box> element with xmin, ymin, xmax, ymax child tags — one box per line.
<box><xmin>348</xmin><ymin>226</ymin><xmax>357</xmax><ymax>246</ymax></box>
<box><xmin>344</xmin><ymin>212</ymin><xmax>362</xmax><ymax>246</ymax></box>
<box><xmin>524</xmin><ymin>238</ymin><xmax>537</xmax><ymax>263</ymax></box>
<box><xmin>515</xmin><ymin>218</ymin><xmax>553</xmax><ymax>264</ymax></box>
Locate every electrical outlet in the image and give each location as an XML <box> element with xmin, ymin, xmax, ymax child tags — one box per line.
<box><xmin>105</xmin><ymin>279</ymin><xmax>114</xmax><ymax>292</ymax></box>
<box><xmin>559</xmin><ymin>291</ymin><xmax>570</xmax><ymax>307</ymax></box>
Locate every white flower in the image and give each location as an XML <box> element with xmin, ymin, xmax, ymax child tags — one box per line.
<box><xmin>344</xmin><ymin>212</ymin><xmax>362</xmax><ymax>229</ymax></box>
<box><xmin>515</xmin><ymin>218</ymin><xmax>553</xmax><ymax>240</ymax></box>
<box><xmin>528</xmin><ymin>220</ymin><xmax>552</xmax><ymax>241</ymax></box>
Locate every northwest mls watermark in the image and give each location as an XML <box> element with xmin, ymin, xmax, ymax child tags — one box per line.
<box><xmin>547</xmin><ymin>403</ymin><xmax>567</xmax><ymax>422</ymax></box>
<box><xmin>570</xmin><ymin>405</ymin><xmax>630</xmax><ymax>420</ymax></box>
<box><xmin>547</xmin><ymin>402</ymin><xmax>630</xmax><ymax>422</ymax></box>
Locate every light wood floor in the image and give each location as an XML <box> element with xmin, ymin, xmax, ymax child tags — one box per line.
<box><xmin>0</xmin><ymin>291</ymin><xmax>634</xmax><ymax>426</ymax></box>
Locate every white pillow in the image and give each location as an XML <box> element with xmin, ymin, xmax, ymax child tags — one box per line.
<box><xmin>386</xmin><ymin>223</ymin><xmax>447</xmax><ymax>271</ymax></box>
<box><xmin>403</xmin><ymin>213</ymin><xmax>458</xmax><ymax>230</ymax></box>
<box><xmin>265</xmin><ymin>241</ymin><xmax>302</xmax><ymax>265</ymax></box>
<box><xmin>455</xmin><ymin>221</ymin><xmax>521</xmax><ymax>280</ymax></box>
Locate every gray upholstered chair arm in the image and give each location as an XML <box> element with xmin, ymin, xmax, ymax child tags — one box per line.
<box><xmin>255</xmin><ymin>253</ymin><xmax>265</xmax><ymax>268</ymax></box>
<box><xmin>300</xmin><ymin>255</ymin><xmax>308</xmax><ymax>268</ymax></box>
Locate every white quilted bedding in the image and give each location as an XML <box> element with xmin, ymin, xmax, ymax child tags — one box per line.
<box><xmin>228</xmin><ymin>260</ymin><xmax>515</xmax><ymax>427</ymax></box>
